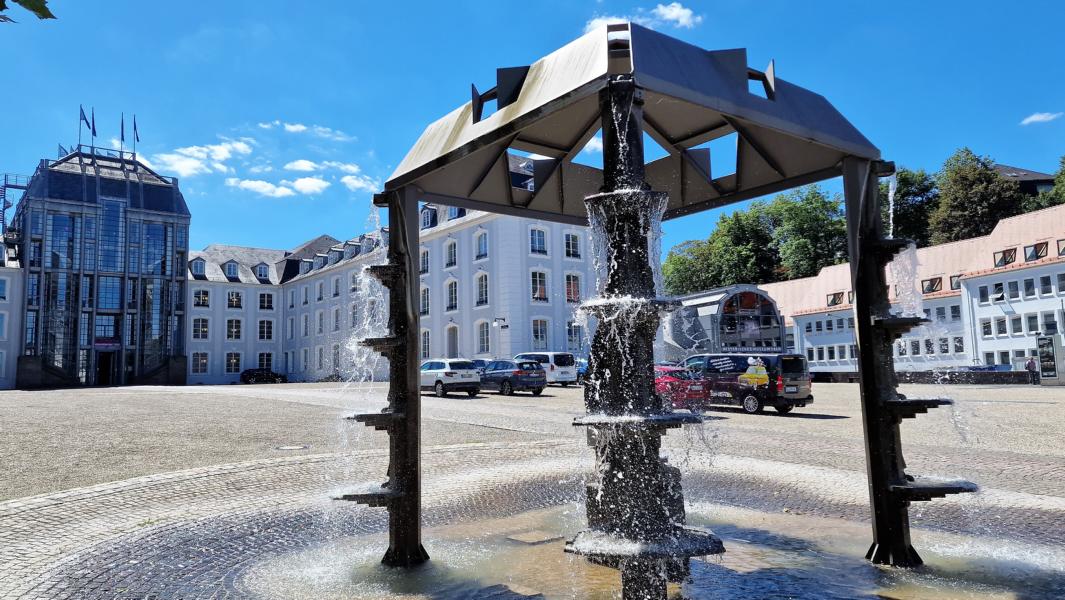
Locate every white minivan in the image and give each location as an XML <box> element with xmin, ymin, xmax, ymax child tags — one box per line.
<box><xmin>420</xmin><ymin>359</ymin><xmax>481</xmax><ymax>397</ymax></box>
<box><xmin>513</xmin><ymin>352</ymin><xmax>578</xmax><ymax>385</ymax></box>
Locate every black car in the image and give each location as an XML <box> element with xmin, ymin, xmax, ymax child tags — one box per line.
<box><xmin>480</xmin><ymin>360</ymin><xmax>547</xmax><ymax>395</ymax></box>
<box><xmin>240</xmin><ymin>368</ymin><xmax>289</xmax><ymax>384</ymax></box>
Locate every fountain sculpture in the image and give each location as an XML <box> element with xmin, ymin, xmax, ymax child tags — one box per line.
<box><xmin>335</xmin><ymin>22</ymin><xmax>975</xmax><ymax>597</ymax></box>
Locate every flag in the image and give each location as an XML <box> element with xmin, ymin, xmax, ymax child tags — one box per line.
<box><xmin>120</xmin><ymin>113</ymin><xmax>125</xmax><ymax>143</ymax></box>
<box><xmin>58</xmin><ymin>144</ymin><xmax>68</xmax><ymax>156</ymax></box>
<box><xmin>133</xmin><ymin>115</ymin><xmax>140</xmax><ymax>142</ymax></box>
<box><xmin>90</xmin><ymin>107</ymin><xmax>97</xmax><ymax>138</ymax></box>
<box><xmin>79</xmin><ymin>105</ymin><xmax>91</xmax><ymax>131</ymax></box>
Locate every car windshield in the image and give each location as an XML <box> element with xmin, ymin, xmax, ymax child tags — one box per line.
<box><xmin>518</xmin><ymin>361</ymin><xmax>543</xmax><ymax>370</ymax></box>
<box><xmin>448</xmin><ymin>361</ymin><xmax>476</xmax><ymax>370</ymax></box>
<box><xmin>552</xmin><ymin>353</ymin><xmax>575</xmax><ymax>366</ymax></box>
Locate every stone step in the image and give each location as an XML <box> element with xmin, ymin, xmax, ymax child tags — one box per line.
<box><xmin>889</xmin><ymin>477</ymin><xmax>978</xmax><ymax>502</ymax></box>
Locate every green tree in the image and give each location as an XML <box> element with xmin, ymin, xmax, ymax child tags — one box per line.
<box><xmin>878</xmin><ymin>168</ymin><xmax>939</xmax><ymax>247</ymax></box>
<box><xmin>765</xmin><ymin>185</ymin><xmax>848</xmax><ymax>278</ymax></box>
<box><xmin>928</xmin><ymin>148</ymin><xmax>1024</xmax><ymax>244</ymax></box>
<box><xmin>0</xmin><ymin>0</ymin><xmax>55</xmax><ymax>22</ymax></box>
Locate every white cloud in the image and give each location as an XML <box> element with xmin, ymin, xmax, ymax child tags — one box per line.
<box><xmin>151</xmin><ymin>138</ymin><xmax>254</xmax><ymax>177</ymax></box>
<box><xmin>311</xmin><ymin>125</ymin><xmax>356</xmax><ymax>142</ymax></box>
<box><xmin>284</xmin><ymin>159</ymin><xmax>320</xmax><ymax>171</ymax></box>
<box><xmin>321</xmin><ymin>160</ymin><xmax>363</xmax><ymax>174</ymax></box>
<box><xmin>582</xmin><ymin>135</ymin><xmax>603</xmax><ymax>154</ymax></box>
<box><xmin>257</xmin><ymin>120</ymin><xmax>281</xmax><ymax>129</ymax></box>
<box><xmin>1020</xmin><ymin>112</ymin><xmax>1063</xmax><ymax>126</ymax></box>
<box><xmin>584</xmin><ymin>2</ymin><xmax>702</xmax><ymax>33</ymax></box>
<box><xmin>651</xmin><ymin>2</ymin><xmax>702</xmax><ymax>28</ymax></box>
<box><xmin>290</xmin><ymin>176</ymin><xmax>331</xmax><ymax>194</ymax></box>
<box><xmin>109</xmin><ymin>137</ymin><xmax>122</xmax><ymax>150</ymax></box>
<box><xmin>283</xmin><ymin>122</ymin><xmax>308</xmax><ymax>133</ymax></box>
<box><xmin>248</xmin><ymin>164</ymin><xmax>273</xmax><ymax>174</ymax></box>
<box><xmin>225</xmin><ymin>177</ymin><xmax>295</xmax><ymax>198</ymax></box>
<box><xmin>340</xmin><ymin>173</ymin><xmax>380</xmax><ymax>193</ymax></box>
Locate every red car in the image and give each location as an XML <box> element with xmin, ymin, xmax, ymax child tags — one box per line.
<box><xmin>654</xmin><ymin>366</ymin><xmax>708</xmax><ymax>409</ymax></box>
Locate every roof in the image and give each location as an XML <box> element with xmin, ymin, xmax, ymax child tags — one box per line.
<box><xmin>385</xmin><ymin>22</ymin><xmax>879</xmax><ymax>225</ymax></box>
<box><xmin>189</xmin><ymin>244</ymin><xmax>289</xmax><ymax>284</ymax></box>
<box><xmin>994</xmin><ymin>164</ymin><xmax>1054</xmax><ymax>183</ymax></box>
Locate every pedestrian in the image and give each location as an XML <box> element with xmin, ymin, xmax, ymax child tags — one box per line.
<box><xmin>1025</xmin><ymin>356</ymin><xmax>1039</xmax><ymax>385</ymax></box>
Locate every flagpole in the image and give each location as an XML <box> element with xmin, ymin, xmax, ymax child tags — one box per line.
<box><xmin>78</xmin><ymin>105</ymin><xmax>82</xmax><ymax>149</ymax></box>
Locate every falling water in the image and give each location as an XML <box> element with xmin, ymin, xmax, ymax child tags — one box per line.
<box><xmin>886</xmin><ymin>173</ymin><xmax>897</xmax><ymax>239</ymax></box>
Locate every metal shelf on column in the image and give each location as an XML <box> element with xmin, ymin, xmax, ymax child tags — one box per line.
<box><xmin>359</xmin><ymin>335</ymin><xmax>404</xmax><ymax>354</ymax></box>
<box><xmin>889</xmin><ymin>477</ymin><xmax>978</xmax><ymax>502</ymax></box>
<box><xmin>347</xmin><ymin>411</ymin><xmax>406</xmax><ymax>432</ymax></box>
<box><xmin>366</xmin><ymin>263</ymin><xmax>405</xmax><ymax>285</ymax></box>
<box><xmin>882</xmin><ymin>397</ymin><xmax>953</xmax><ymax>420</ymax></box>
<box><xmin>873</xmin><ymin>316</ymin><xmax>928</xmax><ymax>336</ymax></box>
<box><xmin>333</xmin><ymin>487</ymin><xmax>405</xmax><ymax>507</ymax></box>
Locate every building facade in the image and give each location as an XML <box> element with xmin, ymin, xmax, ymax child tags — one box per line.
<box><xmin>7</xmin><ymin>149</ymin><xmax>190</xmax><ymax>387</ymax></box>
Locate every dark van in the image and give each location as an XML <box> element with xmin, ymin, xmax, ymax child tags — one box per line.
<box><xmin>682</xmin><ymin>353</ymin><xmax>813</xmax><ymax>414</ymax></box>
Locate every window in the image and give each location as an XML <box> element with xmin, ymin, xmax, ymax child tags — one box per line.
<box><xmin>193</xmin><ymin>318</ymin><xmax>209</xmax><ymax>340</ymax></box>
<box><xmin>827</xmin><ymin>292</ymin><xmax>844</xmax><ymax>306</ymax></box>
<box><xmin>530</xmin><ymin>229</ymin><xmax>547</xmax><ymax>255</ymax></box>
<box><xmin>1043</xmin><ymin>311</ymin><xmax>1058</xmax><ymax>333</ymax></box>
<box><xmin>949</xmin><ymin>275</ymin><xmax>961</xmax><ymax>290</ymax></box>
<box><xmin>1011</xmin><ymin>316</ymin><xmax>1022</xmax><ymax>334</ymax></box>
<box><xmin>807</xmin><ymin>348</ymin><xmax>814</xmax><ymax>360</ymax></box>
<box><xmin>225</xmin><ymin>262</ymin><xmax>238</xmax><ymax>278</ymax></box>
<box><xmin>259</xmin><ymin>293</ymin><xmax>274</xmax><ymax>310</ymax></box>
<box><xmin>445</xmin><ymin>240</ymin><xmax>457</xmax><ymax>268</ymax></box>
<box><xmin>804</xmin><ymin>322</ymin><xmax>812</xmax><ymax>333</ymax></box>
<box><xmin>978</xmin><ymin>286</ymin><xmax>989</xmax><ymax>303</ymax></box>
<box><xmin>836</xmin><ymin>318</ymin><xmax>844</xmax><ymax>330</ymax></box>
<box><xmin>419</xmin><ymin>250</ymin><xmax>429</xmax><ymax>274</ymax></box>
<box><xmin>476</xmin><ymin>273</ymin><xmax>489</xmax><ymax>306</ymax></box>
<box><xmin>302</xmin><ymin>286</ymin><xmax>309</xmax><ymax>305</ymax></box>
<box><xmin>847</xmin><ymin>291</ymin><xmax>854</xmax><ymax>303</ymax></box>
<box><xmin>420</xmin><ymin>287</ymin><xmax>430</xmax><ymax>315</ymax></box>
<box><xmin>567</xmin><ymin>321</ymin><xmax>583</xmax><ymax>352</ymax></box>
<box><xmin>826</xmin><ymin>319</ymin><xmax>834</xmax><ymax>331</ymax></box>
<box><xmin>827</xmin><ymin>346</ymin><xmax>836</xmax><ymax>360</ymax></box>
<box><xmin>897</xmin><ymin>341</ymin><xmax>906</xmax><ymax>356</ymax></box>
<box><xmin>317</xmin><ymin>347</ymin><xmax>324</xmax><ymax>370</ymax></box>
<box><xmin>448</xmin><ymin>206</ymin><xmax>463</xmax><ymax>220</ymax></box>
<box><xmin>532</xmin><ymin>319</ymin><xmax>548</xmax><ymax>350</ymax></box>
<box><xmin>317</xmin><ymin>311</ymin><xmax>324</xmax><ymax>334</ymax></box>
<box><xmin>191</xmin><ymin>260</ymin><xmax>205</xmax><ymax>276</ymax></box>
<box><xmin>302</xmin><ymin>348</ymin><xmax>308</xmax><ymax>371</ymax></box>
<box><xmin>421</xmin><ymin>330</ymin><xmax>430</xmax><ymax>359</ymax></box>
<box><xmin>446</xmin><ymin>281</ymin><xmax>458</xmax><ymax>311</ymax></box>
<box><xmin>333</xmin><ymin>278</ymin><xmax>341</xmax><ymax>297</ymax></box>
<box><xmin>1040</xmin><ymin>275</ymin><xmax>1052</xmax><ymax>295</ymax></box>
<box><xmin>334</xmin><ymin>307</ymin><xmax>341</xmax><ymax>331</ymax></box>
<box><xmin>421</xmin><ymin>208</ymin><xmax>434</xmax><ymax>229</ymax></box>
<box><xmin>816</xmin><ymin>347</ymin><xmax>824</xmax><ymax>361</ymax></box>
<box><xmin>192</xmin><ymin>352</ymin><xmax>208</xmax><ymax>374</ymax></box>
<box><xmin>1024</xmin><ymin>278</ymin><xmax>1035</xmax><ymax>297</ymax></box>
<box><xmin>848</xmin><ymin>317</ymin><xmax>855</xmax><ymax>329</ymax></box>
<box><xmin>1059</xmin><ymin>273</ymin><xmax>1065</xmax><ymax>293</ymax></box>
<box><xmin>1008</xmin><ymin>281</ymin><xmax>1019</xmax><ymax>299</ymax></box>
<box><xmin>194</xmin><ymin>290</ymin><xmax>210</xmax><ymax>308</ymax></box>
<box><xmin>925</xmin><ymin>338</ymin><xmax>934</xmax><ymax>354</ymax></box>
<box><xmin>317</xmin><ymin>282</ymin><xmax>324</xmax><ymax>302</ymax></box>
<box><xmin>998</xmin><ymin>351</ymin><xmax>1010</xmax><ymax>366</ymax></box>
<box><xmin>953</xmin><ymin>337</ymin><xmax>964</xmax><ymax>353</ymax></box>
<box><xmin>565</xmin><ymin>233</ymin><xmax>581</xmax><ymax>258</ymax></box>
<box><xmin>97</xmin><ymin>276</ymin><xmax>121</xmax><ymax>310</ymax></box>
<box><xmin>1027</xmin><ymin>314</ymin><xmax>1039</xmax><ymax>333</ymax></box>
<box><xmin>993</xmin><ymin>248</ymin><xmax>1016</xmax><ymax>267</ymax></box>
<box><xmin>910</xmin><ymin>340</ymin><xmax>921</xmax><ymax>355</ymax></box>
<box><xmin>815</xmin><ymin>321</ymin><xmax>823</xmax><ymax>332</ymax></box>
<box><xmin>332</xmin><ymin>344</ymin><xmax>340</xmax><ymax>372</ymax></box>
<box><xmin>921</xmin><ymin>278</ymin><xmax>942</xmax><ymax>294</ymax></box>
<box><xmin>1024</xmin><ymin>242</ymin><xmax>1048</xmax><ymax>262</ymax></box>
<box><xmin>849</xmin><ymin>344</ymin><xmax>858</xmax><ymax>359</ymax></box>
<box><xmin>225</xmin><ymin>352</ymin><xmax>241</xmax><ymax>374</ymax></box>
<box><xmin>258</xmin><ymin>352</ymin><xmax>272</xmax><ymax>370</ymax></box>
<box><xmin>565</xmin><ymin>274</ymin><xmax>581</xmax><ymax>303</ymax></box>
<box><xmin>531</xmin><ymin>271</ymin><xmax>548</xmax><ymax>302</ymax></box>
<box><xmin>287</xmin><ymin>317</ymin><xmax>294</xmax><ymax>339</ymax></box>
<box><xmin>477</xmin><ymin>321</ymin><xmax>490</xmax><ymax>354</ymax></box>
<box><xmin>227</xmin><ymin>319</ymin><xmax>242</xmax><ymax>340</ymax></box>
<box><xmin>935</xmin><ymin>306</ymin><xmax>946</xmax><ymax>321</ymax></box>
<box><xmin>992</xmin><ymin>282</ymin><xmax>1004</xmax><ymax>301</ymax></box>
<box><xmin>256</xmin><ymin>264</ymin><xmax>270</xmax><ymax>279</ymax></box>
<box><xmin>289</xmin><ymin>290</ymin><xmax>296</xmax><ymax>309</ymax></box>
<box><xmin>994</xmin><ymin>317</ymin><xmax>1007</xmax><ymax>336</ymax></box>
<box><xmin>227</xmin><ymin>291</ymin><xmax>242</xmax><ymax>309</ymax></box>
<box><xmin>258</xmin><ymin>320</ymin><xmax>272</xmax><ymax>341</ymax></box>
<box><xmin>476</xmin><ymin>232</ymin><xmax>488</xmax><ymax>259</ymax></box>
<box><xmin>983</xmin><ymin>352</ymin><xmax>994</xmax><ymax>366</ymax></box>
<box><xmin>302</xmin><ymin>314</ymin><xmax>309</xmax><ymax>337</ymax></box>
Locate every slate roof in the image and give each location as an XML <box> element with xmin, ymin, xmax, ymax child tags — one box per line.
<box><xmin>189</xmin><ymin>244</ymin><xmax>289</xmax><ymax>284</ymax></box>
<box><xmin>993</xmin><ymin>164</ymin><xmax>1054</xmax><ymax>183</ymax></box>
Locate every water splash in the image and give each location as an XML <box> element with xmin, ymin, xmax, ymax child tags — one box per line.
<box><xmin>886</xmin><ymin>173</ymin><xmax>898</xmax><ymax>239</ymax></box>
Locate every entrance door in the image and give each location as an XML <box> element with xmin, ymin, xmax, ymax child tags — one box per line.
<box><xmin>95</xmin><ymin>351</ymin><xmax>116</xmax><ymax>386</ymax></box>
<box><xmin>446</xmin><ymin>326</ymin><xmax>459</xmax><ymax>358</ymax></box>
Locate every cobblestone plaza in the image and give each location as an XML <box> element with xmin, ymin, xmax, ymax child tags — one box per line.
<box><xmin>1</xmin><ymin>383</ymin><xmax>1063</xmax><ymax>598</ymax></box>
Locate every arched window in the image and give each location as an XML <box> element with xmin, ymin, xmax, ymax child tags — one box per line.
<box><xmin>476</xmin><ymin>273</ymin><xmax>489</xmax><ymax>306</ymax></box>
<box><xmin>419</xmin><ymin>287</ymin><xmax>430</xmax><ymax>315</ymax></box>
<box><xmin>420</xmin><ymin>330</ymin><xmax>430</xmax><ymax>359</ymax></box>
<box><xmin>446</xmin><ymin>280</ymin><xmax>458</xmax><ymax>311</ymax></box>
<box><xmin>477</xmin><ymin>321</ymin><xmax>490</xmax><ymax>354</ymax></box>
<box><xmin>419</xmin><ymin>249</ymin><xmax>429</xmax><ymax>274</ymax></box>
<box><xmin>445</xmin><ymin>240</ymin><xmax>457</xmax><ymax>268</ymax></box>
<box><xmin>530</xmin><ymin>229</ymin><xmax>547</xmax><ymax>254</ymax></box>
<box><xmin>475</xmin><ymin>231</ymin><xmax>488</xmax><ymax>259</ymax></box>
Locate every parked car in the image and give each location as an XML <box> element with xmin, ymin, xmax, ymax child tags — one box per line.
<box><xmin>575</xmin><ymin>357</ymin><xmax>588</xmax><ymax>384</ymax></box>
<box><xmin>239</xmin><ymin>368</ymin><xmax>288</xmax><ymax>384</ymax></box>
<box><xmin>419</xmin><ymin>359</ymin><xmax>481</xmax><ymax>397</ymax></box>
<box><xmin>480</xmin><ymin>360</ymin><xmax>547</xmax><ymax>395</ymax></box>
<box><xmin>513</xmin><ymin>352</ymin><xmax>578</xmax><ymax>385</ymax></box>
<box><xmin>654</xmin><ymin>366</ymin><xmax>706</xmax><ymax>408</ymax></box>
<box><xmin>681</xmin><ymin>353</ymin><xmax>813</xmax><ymax>414</ymax></box>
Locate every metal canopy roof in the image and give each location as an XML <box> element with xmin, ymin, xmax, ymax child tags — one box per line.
<box><xmin>385</xmin><ymin>23</ymin><xmax>879</xmax><ymax>225</ymax></box>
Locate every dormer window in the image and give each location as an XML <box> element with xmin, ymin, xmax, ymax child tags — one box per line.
<box><xmin>225</xmin><ymin>262</ymin><xmax>238</xmax><ymax>279</ymax></box>
<box><xmin>255</xmin><ymin>264</ymin><xmax>269</xmax><ymax>280</ymax></box>
<box><xmin>826</xmin><ymin>292</ymin><xmax>844</xmax><ymax>307</ymax></box>
<box><xmin>1024</xmin><ymin>242</ymin><xmax>1048</xmax><ymax>262</ymax></box>
<box><xmin>300</xmin><ymin>261</ymin><xmax>311</xmax><ymax>274</ymax></box>
<box><xmin>421</xmin><ymin>207</ymin><xmax>437</xmax><ymax>230</ymax></box>
<box><xmin>448</xmin><ymin>206</ymin><xmax>466</xmax><ymax>220</ymax></box>
<box><xmin>191</xmin><ymin>259</ymin><xmax>205</xmax><ymax>276</ymax></box>
<box><xmin>993</xmin><ymin>248</ymin><xmax>1016</xmax><ymax>268</ymax></box>
<box><xmin>950</xmin><ymin>275</ymin><xmax>961</xmax><ymax>290</ymax></box>
<box><xmin>921</xmin><ymin>277</ymin><xmax>942</xmax><ymax>294</ymax></box>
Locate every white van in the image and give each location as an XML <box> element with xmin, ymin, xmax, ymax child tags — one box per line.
<box><xmin>513</xmin><ymin>352</ymin><xmax>578</xmax><ymax>385</ymax></box>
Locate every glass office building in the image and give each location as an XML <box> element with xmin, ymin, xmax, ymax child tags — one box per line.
<box><xmin>11</xmin><ymin>147</ymin><xmax>190</xmax><ymax>387</ymax></box>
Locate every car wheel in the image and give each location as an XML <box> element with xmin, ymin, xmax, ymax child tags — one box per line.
<box><xmin>435</xmin><ymin>381</ymin><xmax>447</xmax><ymax>397</ymax></box>
<box><xmin>500</xmin><ymin>380</ymin><xmax>513</xmax><ymax>396</ymax></box>
<box><xmin>532</xmin><ymin>388</ymin><xmax>543</xmax><ymax>396</ymax></box>
<box><xmin>467</xmin><ymin>389</ymin><xmax>477</xmax><ymax>398</ymax></box>
<box><xmin>742</xmin><ymin>395</ymin><xmax>763</xmax><ymax>414</ymax></box>
<box><xmin>774</xmin><ymin>405</ymin><xmax>793</xmax><ymax>415</ymax></box>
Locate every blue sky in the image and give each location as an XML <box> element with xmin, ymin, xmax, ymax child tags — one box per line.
<box><xmin>1</xmin><ymin>1</ymin><xmax>1062</xmax><ymax>255</ymax></box>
